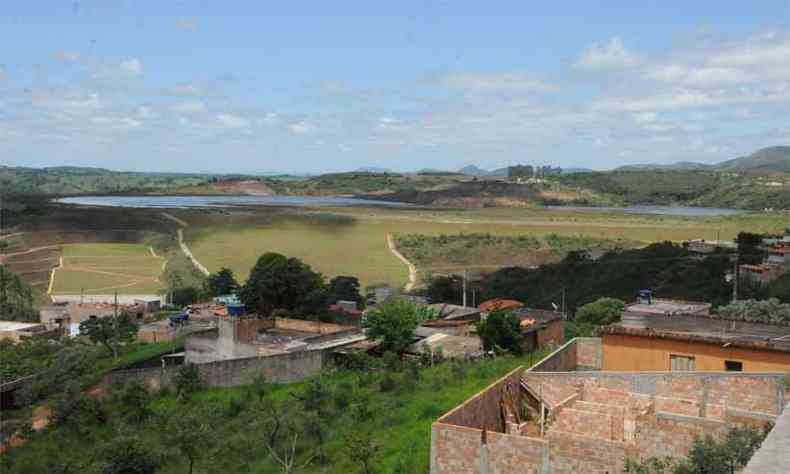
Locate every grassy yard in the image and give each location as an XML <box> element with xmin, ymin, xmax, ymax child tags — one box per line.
<box><xmin>2</xmin><ymin>351</ymin><xmax>549</xmax><ymax>474</ymax></box>
<box><xmin>184</xmin><ymin>206</ymin><xmax>787</xmax><ymax>289</ymax></box>
<box><xmin>51</xmin><ymin>243</ymin><xmax>165</xmax><ymax>295</ymax></box>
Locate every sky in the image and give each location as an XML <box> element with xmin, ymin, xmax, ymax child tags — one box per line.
<box><xmin>1</xmin><ymin>1</ymin><xmax>790</xmax><ymax>174</ymax></box>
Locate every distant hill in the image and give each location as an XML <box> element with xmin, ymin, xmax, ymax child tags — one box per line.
<box><xmin>354</xmin><ymin>166</ymin><xmax>393</xmax><ymax>173</ymax></box>
<box><xmin>615</xmin><ymin>146</ymin><xmax>790</xmax><ymax>173</ymax></box>
<box><xmin>715</xmin><ymin>146</ymin><xmax>790</xmax><ymax>173</ymax></box>
<box><xmin>562</xmin><ymin>167</ymin><xmax>594</xmax><ymax>174</ymax></box>
<box><xmin>488</xmin><ymin>167</ymin><xmax>510</xmax><ymax>177</ymax></box>
<box><xmin>458</xmin><ymin>165</ymin><xmax>489</xmax><ymax>176</ymax></box>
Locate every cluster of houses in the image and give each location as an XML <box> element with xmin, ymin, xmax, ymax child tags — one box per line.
<box><xmin>740</xmin><ymin>235</ymin><xmax>790</xmax><ymax>284</ymax></box>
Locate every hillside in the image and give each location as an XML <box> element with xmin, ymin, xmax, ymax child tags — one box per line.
<box><xmin>716</xmin><ymin>146</ymin><xmax>790</xmax><ymax>173</ymax></box>
<box><xmin>615</xmin><ymin>146</ymin><xmax>790</xmax><ymax>174</ymax></box>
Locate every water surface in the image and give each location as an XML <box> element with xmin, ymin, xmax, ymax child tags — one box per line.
<box><xmin>56</xmin><ymin>195</ymin><xmax>413</xmax><ymax>209</ymax></box>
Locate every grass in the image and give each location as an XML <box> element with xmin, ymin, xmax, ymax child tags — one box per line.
<box><xmin>183</xmin><ymin>206</ymin><xmax>787</xmax><ymax>289</ymax></box>
<box><xmin>3</xmin><ymin>350</ymin><xmax>549</xmax><ymax>474</ymax></box>
<box><xmin>51</xmin><ymin>243</ymin><xmax>165</xmax><ymax>295</ymax></box>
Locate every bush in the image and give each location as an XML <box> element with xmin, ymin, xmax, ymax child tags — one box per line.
<box><xmin>477</xmin><ymin>310</ymin><xmax>524</xmax><ymax>355</ymax></box>
<box><xmin>173</xmin><ymin>364</ymin><xmax>204</xmax><ymax>400</ymax></box>
<box><xmin>379</xmin><ymin>373</ymin><xmax>396</xmax><ymax>392</ymax></box>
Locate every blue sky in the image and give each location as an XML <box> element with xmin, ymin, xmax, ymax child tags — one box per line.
<box><xmin>2</xmin><ymin>1</ymin><xmax>789</xmax><ymax>173</ymax></box>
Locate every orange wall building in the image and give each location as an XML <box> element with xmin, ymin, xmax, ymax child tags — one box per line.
<box><xmin>602</xmin><ymin>333</ymin><xmax>790</xmax><ymax>372</ymax></box>
<box><xmin>600</xmin><ymin>312</ymin><xmax>790</xmax><ymax>372</ymax></box>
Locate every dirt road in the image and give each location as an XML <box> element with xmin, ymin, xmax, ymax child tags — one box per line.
<box><xmin>386</xmin><ymin>233</ymin><xmax>417</xmax><ymax>292</ymax></box>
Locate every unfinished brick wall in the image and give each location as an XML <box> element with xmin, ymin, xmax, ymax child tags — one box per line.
<box><xmin>575</xmin><ymin>337</ymin><xmax>602</xmax><ymax>369</ymax></box>
<box><xmin>529</xmin><ymin>339</ymin><xmax>577</xmax><ymax>372</ymax></box>
<box><xmin>637</xmin><ymin>413</ymin><xmax>727</xmax><ymax>460</ymax></box>
<box><xmin>547</xmin><ymin>430</ymin><xmax>626</xmax><ymax>473</ymax></box>
<box><xmin>438</xmin><ymin>367</ymin><xmax>524</xmax><ymax>432</ymax></box>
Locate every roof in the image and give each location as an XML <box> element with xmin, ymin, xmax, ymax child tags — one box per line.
<box><xmin>426</xmin><ymin>303</ymin><xmax>480</xmax><ymax>320</ymax></box>
<box><xmin>407</xmin><ymin>333</ymin><xmax>482</xmax><ymax>357</ymax></box>
<box><xmin>740</xmin><ymin>264</ymin><xmax>770</xmax><ymax>273</ymax></box>
<box><xmin>769</xmin><ymin>247</ymin><xmax>790</xmax><ymax>255</ymax></box>
<box><xmin>625</xmin><ymin>298</ymin><xmax>711</xmax><ymax>315</ymax></box>
<box><xmin>600</xmin><ymin>313</ymin><xmax>790</xmax><ymax>353</ymax></box>
<box><xmin>513</xmin><ymin>308</ymin><xmax>564</xmax><ymax>324</ymax></box>
<box><xmin>478</xmin><ymin>299</ymin><xmax>524</xmax><ymax>313</ymax></box>
<box><xmin>0</xmin><ymin>321</ymin><xmax>44</xmax><ymax>332</ymax></box>
<box><xmin>328</xmin><ymin>304</ymin><xmax>363</xmax><ymax>317</ymax></box>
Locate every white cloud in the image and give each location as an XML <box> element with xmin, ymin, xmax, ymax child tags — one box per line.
<box><xmin>289</xmin><ymin>121</ymin><xmax>314</xmax><ymax>134</ymax></box>
<box><xmin>574</xmin><ymin>37</ymin><xmax>642</xmax><ymax>70</ymax></box>
<box><xmin>31</xmin><ymin>89</ymin><xmax>103</xmax><ymax>111</ymax></box>
<box><xmin>170</xmin><ymin>100</ymin><xmax>206</xmax><ymax>114</ymax></box>
<box><xmin>216</xmin><ymin>113</ymin><xmax>250</xmax><ymax>129</ymax></box>
<box><xmin>119</xmin><ymin>58</ymin><xmax>143</xmax><ymax>77</ymax></box>
<box><xmin>441</xmin><ymin>72</ymin><xmax>557</xmax><ymax>92</ymax></box>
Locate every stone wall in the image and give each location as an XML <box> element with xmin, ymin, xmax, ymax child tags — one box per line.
<box><xmin>103</xmin><ymin>349</ymin><xmax>326</xmax><ymax>390</ymax></box>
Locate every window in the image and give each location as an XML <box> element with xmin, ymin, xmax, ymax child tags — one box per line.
<box><xmin>670</xmin><ymin>354</ymin><xmax>695</xmax><ymax>371</ymax></box>
<box><xmin>725</xmin><ymin>360</ymin><xmax>743</xmax><ymax>372</ymax></box>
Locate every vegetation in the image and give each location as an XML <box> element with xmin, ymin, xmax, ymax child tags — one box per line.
<box><xmin>716</xmin><ymin>298</ymin><xmax>790</xmax><ymax>325</ymax></box>
<box><xmin>466</xmin><ymin>242</ymin><xmax>734</xmax><ymax>315</ymax></box>
<box><xmin>361</xmin><ymin>298</ymin><xmax>431</xmax><ymax>353</ymax></box>
<box><xmin>0</xmin><ymin>266</ymin><xmax>37</xmax><ymax>321</ymax></box>
<box><xmin>203</xmin><ymin>267</ymin><xmax>240</xmax><ymax>298</ymax></box>
<box><xmin>476</xmin><ymin>310</ymin><xmax>524</xmax><ymax>354</ymax></box>
<box><xmin>1</xmin><ymin>351</ymin><xmax>550</xmax><ymax>474</ymax></box>
<box><xmin>79</xmin><ymin>313</ymin><xmax>140</xmax><ymax>359</ymax></box>
<box><xmin>625</xmin><ymin>425</ymin><xmax>769</xmax><ymax>474</ymax></box>
<box><xmin>239</xmin><ymin>253</ymin><xmax>328</xmax><ymax>317</ymax></box>
<box><xmin>572</xmin><ymin>298</ymin><xmax>626</xmax><ymax>335</ymax></box>
<box><xmin>328</xmin><ymin>276</ymin><xmax>364</xmax><ymax>307</ymax></box>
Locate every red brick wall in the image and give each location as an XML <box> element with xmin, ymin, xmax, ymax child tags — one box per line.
<box><xmin>575</xmin><ymin>337</ymin><xmax>602</xmax><ymax>369</ymax></box>
<box><xmin>547</xmin><ymin>430</ymin><xmax>626</xmax><ymax>473</ymax></box>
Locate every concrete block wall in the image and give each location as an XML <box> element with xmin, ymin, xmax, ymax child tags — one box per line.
<box><xmin>437</xmin><ymin>366</ymin><xmax>524</xmax><ymax>432</ymax></box>
<box><xmin>103</xmin><ymin>349</ymin><xmax>326</xmax><ymax>391</ymax></box>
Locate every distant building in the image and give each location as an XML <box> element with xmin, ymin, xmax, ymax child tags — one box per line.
<box><xmin>740</xmin><ymin>263</ymin><xmax>782</xmax><ymax>285</ymax></box>
<box><xmin>766</xmin><ymin>246</ymin><xmax>790</xmax><ymax>271</ymax></box>
<box><xmin>599</xmin><ymin>311</ymin><xmax>790</xmax><ymax>372</ymax></box>
<box><xmin>427</xmin><ymin>303</ymin><xmax>481</xmax><ymax>321</ymax></box>
<box><xmin>686</xmin><ymin>239</ymin><xmax>736</xmax><ymax>253</ymax></box>
<box><xmin>0</xmin><ymin>321</ymin><xmax>57</xmax><ymax>342</ymax></box>
<box><xmin>513</xmin><ymin>308</ymin><xmax>565</xmax><ymax>352</ymax></box>
<box><xmin>134</xmin><ymin>297</ymin><xmax>161</xmax><ymax>314</ymax></box>
<box><xmin>625</xmin><ymin>297</ymin><xmax>711</xmax><ymax>316</ymax></box>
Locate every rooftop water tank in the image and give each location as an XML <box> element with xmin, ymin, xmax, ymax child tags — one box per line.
<box><xmin>227</xmin><ymin>303</ymin><xmax>246</xmax><ymax>317</ymax></box>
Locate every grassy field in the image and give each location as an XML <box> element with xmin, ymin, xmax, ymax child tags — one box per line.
<box><xmin>51</xmin><ymin>243</ymin><xmax>165</xmax><ymax>295</ymax></box>
<box><xmin>183</xmin><ymin>206</ymin><xmax>788</xmax><ymax>289</ymax></box>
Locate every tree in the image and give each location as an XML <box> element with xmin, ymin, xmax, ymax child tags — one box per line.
<box><xmin>0</xmin><ymin>265</ymin><xmax>36</xmax><ymax>321</ymax></box>
<box><xmin>575</xmin><ymin>298</ymin><xmax>625</xmax><ymax>327</ymax></box>
<box><xmin>96</xmin><ymin>436</ymin><xmax>159</xmax><ymax>474</ymax></box>
<box><xmin>345</xmin><ymin>431</ymin><xmax>379</xmax><ymax>474</ymax></box>
<box><xmin>173</xmin><ymin>363</ymin><xmax>204</xmax><ymax>400</ymax></box>
<box><xmin>203</xmin><ymin>267</ymin><xmax>239</xmax><ymax>297</ymax></box>
<box><xmin>737</xmin><ymin>232</ymin><xmax>767</xmax><ymax>265</ymax></box>
<box><xmin>239</xmin><ymin>253</ymin><xmax>328</xmax><ymax>317</ymax></box>
<box><xmin>112</xmin><ymin>380</ymin><xmax>151</xmax><ymax>423</ymax></box>
<box><xmin>164</xmin><ymin>408</ymin><xmax>213</xmax><ymax>474</ymax></box>
<box><xmin>328</xmin><ymin>275</ymin><xmax>363</xmax><ymax>306</ymax></box>
<box><xmin>361</xmin><ymin>298</ymin><xmax>425</xmax><ymax>353</ymax></box>
<box><xmin>717</xmin><ymin>298</ymin><xmax>790</xmax><ymax>325</ymax></box>
<box><xmin>476</xmin><ymin>310</ymin><xmax>523</xmax><ymax>354</ymax></box>
<box><xmin>79</xmin><ymin>313</ymin><xmax>138</xmax><ymax>359</ymax></box>
<box><xmin>424</xmin><ymin>274</ymin><xmax>463</xmax><ymax>305</ymax></box>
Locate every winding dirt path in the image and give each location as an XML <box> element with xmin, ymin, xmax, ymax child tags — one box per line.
<box><xmin>161</xmin><ymin>212</ymin><xmax>210</xmax><ymax>276</ymax></box>
<box><xmin>386</xmin><ymin>233</ymin><xmax>417</xmax><ymax>292</ymax></box>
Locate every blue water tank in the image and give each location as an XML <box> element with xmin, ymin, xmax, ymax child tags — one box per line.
<box><xmin>227</xmin><ymin>303</ymin><xmax>246</xmax><ymax>317</ymax></box>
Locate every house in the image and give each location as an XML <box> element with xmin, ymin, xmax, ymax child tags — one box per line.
<box><xmin>686</xmin><ymin>239</ymin><xmax>736</xmax><ymax>253</ymax></box>
<box><xmin>430</xmin><ymin>338</ymin><xmax>789</xmax><ymax>473</ymax></box>
<box><xmin>512</xmin><ymin>308</ymin><xmax>565</xmax><ymax>351</ymax></box>
<box><xmin>766</xmin><ymin>246</ymin><xmax>790</xmax><ymax>271</ymax></box>
<box><xmin>598</xmin><ymin>311</ymin><xmax>790</xmax><ymax>372</ymax></box>
<box><xmin>133</xmin><ymin>297</ymin><xmax>161</xmax><ymax>314</ymax></box>
<box><xmin>740</xmin><ymin>263</ymin><xmax>782</xmax><ymax>285</ymax></box>
<box><xmin>478</xmin><ymin>298</ymin><xmax>524</xmax><ymax>313</ymax></box>
<box><xmin>426</xmin><ymin>303</ymin><xmax>481</xmax><ymax>321</ymax></box>
<box><xmin>0</xmin><ymin>321</ymin><xmax>58</xmax><ymax>342</ymax></box>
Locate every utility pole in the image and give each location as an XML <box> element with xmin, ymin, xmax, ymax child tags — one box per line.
<box><xmin>732</xmin><ymin>253</ymin><xmax>739</xmax><ymax>303</ymax></box>
<box><xmin>561</xmin><ymin>287</ymin><xmax>566</xmax><ymax>320</ymax></box>
<box><xmin>462</xmin><ymin>269</ymin><xmax>468</xmax><ymax>307</ymax></box>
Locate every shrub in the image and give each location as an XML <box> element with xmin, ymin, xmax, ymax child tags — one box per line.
<box><xmin>173</xmin><ymin>364</ymin><xmax>204</xmax><ymax>400</ymax></box>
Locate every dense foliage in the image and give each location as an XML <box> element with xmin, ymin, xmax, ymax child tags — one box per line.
<box><xmin>0</xmin><ymin>266</ymin><xmax>37</xmax><ymax>322</ymax></box>
<box><xmin>239</xmin><ymin>253</ymin><xmax>328</xmax><ymax>317</ymax></box>
<box><xmin>202</xmin><ymin>267</ymin><xmax>239</xmax><ymax>298</ymax></box>
<box><xmin>477</xmin><ymin>242</ymin><xmax>734</xmax><ymax>315</ymax></box>
<box><xmin>361</xmin><ymin>298</ymin><xmax>429</xmax><ymax>353</ymax></box>
<box><xmin>2</xmin><ymin>351</ymin><xmax>550</xmax><ymax>474</ymax></box>
<box><xmin>328</xmin><ymin>276</ymin><xmax>364</xmax><ymax>307</ymax></box>
<box><xmin>79</xmin><ymin>313</ymin><xmax>139</xmax><ymax>359</ymax></box>
<box><xmin>716</xmin><ymin>298</ymin><xmax>790</xmax><ymax>325</ymax></box>
<box><xmin>476</xmin><ymin>310</ymin><xmax>524</xmax><ymax>354</ymax></box>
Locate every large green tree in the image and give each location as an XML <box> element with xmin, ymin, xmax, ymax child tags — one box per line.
<box><xmin>328</xmin><ymin>276</ymin><xmax>363</xmax><ymax>306</ymax></box>
<box><xmin>361</xmin><ymin>298</ymin><xmax>425</xmax><ymax>353</ymax></box>
<box><xmin>476</xmin><ymin>310</ymin><xmax>523</xmax><ymax>355</ymax></box>
<box><xmin>0</xmin><ymin>265</ymin><xmax>37</xmax><ymax>321</ymax></box>
<box><xmin>239</xmin><ymin>253</ymin><xmax>328</xmax><ymax>317</ymax></box>
<box><xmin>203</xmin><ymin>267</ymin><xmax>239</xmax><ymax>298</ymax></box>
<box><xmin>575</xmin><ymin>298</ymin><xmax>625</xmax><ymax>327</ymax></box>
